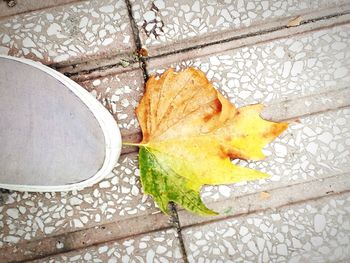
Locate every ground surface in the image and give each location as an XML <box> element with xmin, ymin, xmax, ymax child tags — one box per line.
<box><xmin>0</xmin><ymin>0</ymin><xmax>350</xmax><ymax>262</ymax></box>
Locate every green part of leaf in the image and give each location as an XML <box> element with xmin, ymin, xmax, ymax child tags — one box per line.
<box><xmin>138</xmin><ymin>146</ymin><xmax>217</xmax><ymax>216</ymax></box>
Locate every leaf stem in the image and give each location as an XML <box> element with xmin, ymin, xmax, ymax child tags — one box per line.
<box><xmin>122</xmin><ymin>142</ymin><xmax>143</xmax><ymax>147</ymax></box>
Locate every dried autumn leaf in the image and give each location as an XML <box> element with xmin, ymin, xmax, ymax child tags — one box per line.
<box><xmin>287</xmin><ymin>16</ymin><xmax>302</xmax><ymax>27</ymax></box>
<box><xmin>259</xmin><ymin>191</ymin><xmax>271</xmax><ymax>200</ymax></box>
<box><xmin>134</xmin><ymin>68</ymin><xmax>288</xmax><ymax>215</ymax></box>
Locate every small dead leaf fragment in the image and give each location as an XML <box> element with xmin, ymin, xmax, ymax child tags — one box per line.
<box><xmin>120</xmin><ymin>59</ymin><xmax>130</xmax><ymax>68</ymax></box>
<box><xmin>259</xmin><ymin>191</ymin><xmax>271</xmax><ymax>200</ymax></box>
<box><xmin>134</xmin><ymin>68</ymin><xmax>288</xmax><ymax>216</ymax></box>
<box><xmin>287</xmin><ymin>16</ymin><xmax>302</xmax><ymax>27</ymax></box>
<box><xmin>138</xmin><ymin>47</ymin><xmax>148</xmax><ymax>57</ymax></box>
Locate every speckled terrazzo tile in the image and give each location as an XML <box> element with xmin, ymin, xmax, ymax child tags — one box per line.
<box><xmin>0</xmin><ymin>153</ymin><xmax>162</xmax><ymax>249</ymax></box>
<box><xmin>0</xmin><ymin>0</ymin><xmax>83</xmax><ymax>18</ymax></box>
<box><xmin>33</xmin><ymin>229</ymin><xmax>184</xmax><ymax>263</ymax></box>
<box><xmin>183</xmin><ymin>192</ymin><xmax>350</xmax><ymax>263</ymax></box>
<box><xmin>78</xmin><ymin>69</ymin><xmax>143</xmax><ymax>139</ymax></box>
<box><xmin>147</xmin><ymin>24</ymin><xmax>350</xmax><ymax>105</ymax></box>
<box><xmin>130</xmin><ymin>0</ymin><xmax>349</xmax><ymax>56</ymax></box>
<box><xmin>0</xmin><ymin>0</ymin><xmax>134</xmax><ymax>65</ymax></box>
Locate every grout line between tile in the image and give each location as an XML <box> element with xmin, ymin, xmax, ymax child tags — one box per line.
<box><xmin>124</xmin><ymin>1</ymin><xmax>189</xmax><ymax>261</ymax></box>
<box><xmin>58</xmin><ymin>53</ymin><xmax>140</xmax><ymax>78</ymax></box>
<box><xmin>124</xmin><ymin>0</ymin><xmax>148</xmax><ymax>80</ymax></box>
<box><xmin>169</xmin><ymin>202</ymin><xmax>189</xmax><ymax>263</ymax></box>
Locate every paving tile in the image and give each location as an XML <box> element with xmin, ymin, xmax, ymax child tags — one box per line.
<box><xmin>130</xmin><ymin>0</ymin><xmax>348</xmax><ymax>56</ymax></box>
<box><xmin>78</xmin><ymin>69</ymin><xmax>143</xmax><ymax>138</ymax></box>
<box><xmin>34</xmin><ymin>229</ymin><xmax>184</xmax><ymax>263</ymax></box>
<box><xmin>148</xmin><ymin>24</ymin><xmax>350</xmax><ymax>106</ymax></box>
<box><xmin>0</xmin><ymin>153</ymin><xmax>162</xmax><ymax>250</ymax></box>
<box><xmin>261</xmin><ymin>87</ymin><xmax>350</xmax><ymax>122</ymax></box>
<box><xmin>182</xmin><ymin>192</ymin><xmax>350</xmax><ymax>263</ymax></box>
<box><xmin>0</xmin><ymin>0</ymin><xmax>82</xmax><ymax>18</ymax></box>
<box><xmin>0</xmin><ymin>0</ymin><xmax>135</xmax><ymax>65</ymax></box>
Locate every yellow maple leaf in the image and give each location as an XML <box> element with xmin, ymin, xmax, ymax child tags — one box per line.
<box><xmin>132</xmin><ymin>67</ymin><xmax>288</xmax><ymax>215</ymax></box>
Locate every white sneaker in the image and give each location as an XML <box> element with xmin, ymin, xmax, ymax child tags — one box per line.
<box><xmin>0</xmin><ymin>55</ymin><xmax>122</xmax><ymax>192</ymax></box>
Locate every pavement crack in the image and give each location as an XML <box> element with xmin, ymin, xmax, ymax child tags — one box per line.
<box><xmin>168</xmin><ymin>202</ymin><xmax>189</xmax><ymax>263</ymax></box>
<box><xmin>124</xmin><ymin>1</ymin><xmax>188</xmax><ymax>262</ymax></box>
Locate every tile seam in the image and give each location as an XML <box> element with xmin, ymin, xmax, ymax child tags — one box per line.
<box><xmin>124</xmin><ymin>0</ymin><xmax>148</xmax><ymax>79</ymax></box>
<box><xmin>169</xmin><ymin>203</ymin><xmax>189</xmax><ymax>263</ymax></box>
<box><xmin>124</xmin><ymin>1</ymin><xmax>189</xmax><ymax>262</ymax></box>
